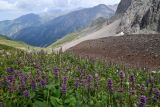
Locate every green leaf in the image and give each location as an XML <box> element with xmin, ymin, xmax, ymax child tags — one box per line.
<box><xmin>64</xmin><ymin>96</ymin><xmax>76</xmax><ymax>107</ymax></box>
<box><xmin>32</xmin><ymin>101</ymin><xmax>50</xmax><ymax>107</ymax></box>
<box><xmin>50</xmin><ymin>97</ymin><xmax>63</xmax><ymax>107</ymax></box>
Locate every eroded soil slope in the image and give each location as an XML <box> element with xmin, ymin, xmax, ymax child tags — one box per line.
<box><xmin>68</xmin><ymin>34</ymin><xmax>160</xmax><ymax>70</ymax></box>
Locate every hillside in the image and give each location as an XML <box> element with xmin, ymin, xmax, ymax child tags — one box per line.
<box><xmin>68</xmin><ymin>34</ymin><xmax>160</xmax><ymax>70</ymax></box>
<box><xmin>49</xmin><ymin>19</ymin><xmax>121</xmax><ymax>52</ymax></box>
<box><xmin>48</xmin><ymin>17</ymin><xmax>107</xmax><ymax>49</ymax></box>
<box><xmin>0</xmin><ymin>35</ymin><xmax>34</xmax><ymax>50</ymax></box>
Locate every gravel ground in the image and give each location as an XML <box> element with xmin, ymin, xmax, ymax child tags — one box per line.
<box><xmin>68</xmin><ymin>34</ymin><xmax>160</xmax><ymax>70</ymax></box>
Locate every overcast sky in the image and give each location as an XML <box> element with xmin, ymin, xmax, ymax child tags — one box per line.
<box><xmin>0</xmin><ymin>0</ymin><xmax>120</xmax><ymax>21</ymax></box>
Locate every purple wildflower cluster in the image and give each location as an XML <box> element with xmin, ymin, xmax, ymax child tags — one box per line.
<box><xmin>107</xmin><ymin>78</ymin><xmax>113</xmax><ymax>92</ymax></box>
<box><xmin>138</xmin><ymin>95</ymin><xmax>147</xmax><ymax>107</ymax></box>
<box><xmin>4</xmin><ymin>67</ymin><xmax>49</xmax><ymax>97</ymax></box>
<box><xmin>53</xmin><ymin>67</ymin><xmax>59</xmax><ymax>80</ymax></box>
<box><xmin>129</xmin><ymin>74</ymin><xmax>136</xmax><ymax>95</ymax></box>
<box><xmin>153</xmin><ymin>88</ymin><xmax>160</xmax><ymax>103</ymax></box>
<box><xmin>61</xmin><ymin>76</ymin><xmax>68</xmax><ymax>95</ymax></box>
<box><xmin>74</xmin><ymin>78</ymin><xmax>79</xmax><ymax>89</ymax></box>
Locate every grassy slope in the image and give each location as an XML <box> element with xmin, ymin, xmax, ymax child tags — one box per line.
<box><xmin>48</xmin><ymin>18</ymin><xmax>106</xmax><ymax>49</ymax></box>
<box><xmin>0</xmin><ymin>35</ymin><xmax>41</xmax><ymax>50</ymax></box>
<box><xmin>48</xmin><ymin>32</ymin><xmax>80</xmax><ymax>48</ymax></box>
<box><xmin>0</xmin><ymin>44</ymin><xmax>16</xmax><ymax>51</ymax></box>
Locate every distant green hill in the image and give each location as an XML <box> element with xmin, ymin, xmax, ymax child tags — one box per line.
<box><xmin>0</xmin><ymin>35</ymin><xmax>34</xmax><ymax>50</ymax></box>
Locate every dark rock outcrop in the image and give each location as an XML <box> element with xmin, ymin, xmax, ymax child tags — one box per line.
<box><xmin>116</xmin><ymin>0</ymin><xmax>132</xmax><ymax>14</ymax></box>
<box><xmin>118</xmin><ymin>0</ymin><xmax>160</xmax><ymax>34</ymax></box>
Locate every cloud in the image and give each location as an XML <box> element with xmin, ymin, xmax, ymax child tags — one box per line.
<box><xmin>0</xmin><ymin>0</ymin><xmax>120</xmax><ymax>20</ymax></box>
<box><xmin>3</xmin><ymin>0</ymin><xmax>120</xmax><ymax>11</ymax></box>
<box><xmin>0</xmin><ymin>0</ymin><xmax>18</xmax><ymax>11</ymax></box>
<box><xmin>69</xmin><ymin>0</ymin><xmax>120</xmax><ymax>7</ymax></box>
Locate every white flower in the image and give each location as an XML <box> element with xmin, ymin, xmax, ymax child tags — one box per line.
<box><xmin>151</xmin><ymin>71</ymin><xmax>157</xmax><ymax>74</ymax></box>
<box><xmin>95</xmin><ymin>73</ymin><xmax>99</xmax><ymax>77</ymax></box>
<box><xmin>116</xmin><ymin>70</ymin><xmax>119</xmax><ymax>73</ymax></box>
<box><xmin>6</xmin><ymin>52</ymin><xmax>11</xmax><ymax>56</ymax></box>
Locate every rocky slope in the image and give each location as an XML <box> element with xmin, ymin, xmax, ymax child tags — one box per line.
<box><xmin>116</xmin><ymin>0</ymin><xmax>132</xmax><ymax>14</ymax></box>
<box><xmin>118</xmin><ymin>0</ymin><xmax>160</xmax><ymax>34</ymax></box>
<box><xmin>68</xmin><ymin>34</ymin><xmax>160</xmax><ymax>70</ymax></box>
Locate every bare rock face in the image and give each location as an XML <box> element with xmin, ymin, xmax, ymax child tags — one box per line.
<box><xmin>118</xmin><ymin>0</ymin><xmax>160</xmax><ymax>34</ymax></box>
<box><xmin>116</xmin><ymin>0</ymin><xmax>132</xmax><ymax>14</ymax></box>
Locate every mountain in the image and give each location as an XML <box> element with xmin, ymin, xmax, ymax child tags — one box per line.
<box><xmin>117</xmin><ymin>0</ymin><xmax>160</xmax><ymax>34</ymax></box>
<box><xmin>13</xmin><ymin>4</ymin><xmax>115</xmax><ymax>47</ymax></box>
<box><xmin>40</xmin><ymin>9</ymin><xmax>72</xmax><ymax>23</ymax></box>
<box><xmin>0</xmin><ymin>13</ymin><xmax>41</xmax><ymax>37</ymax></box>
<box><xmin>108</xmin><ymin>4</ymin><xmax>118</xmax><ymax>12</ymax></box>
<box><xmin>40</xmin><ymin>8</ymin><xmax>84</xmax><ymax>23</ymax></box>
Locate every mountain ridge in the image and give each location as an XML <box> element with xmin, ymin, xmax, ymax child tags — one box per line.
<box><xmin>13</xmin><ymin>4</ymin><xmax>115</xmax><ymax>47</ymax></box>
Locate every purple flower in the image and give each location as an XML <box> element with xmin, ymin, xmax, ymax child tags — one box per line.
<box><xmin>74</xmin><ymin>79</ymin><xmax>79</xmax><ymax>89</ymax></box>
<box><xmin>138</xmin><ymin>95</ymin><xmax>147</xmax><ymax>107</ymax></box>
<box><xmin>18</xmin><ymin>73</ymin><xmax>27</xmax><ymax>90</ymax></box>
<box><xmin>61</xmin><ymin>77</ymin><xmax>68</xmax><ymax>95</ymax></box>
<box><xmin>6</xmin><ymin>75</ymin><xmax>16</xmax><ymax>92</ymax></box>
<box><xmin>23</xmin><ymin>90</ymin><xmax>30</xmax><ymax>97</ymax></box>
<box><xmin>153</xmin><ymin>88</ymin><xmax>160</xmax><ymax>96</ymax></box>
<box><xmin>40</xmin><ymin>79</ymin><xmax>47</xmax><ymax>88</ymax></box>
<box><xmin>87</xmin><ymin>75</ymin><xmax>93</xmax><ymax>85</ymax></box>
<box><xmin>153</xmin><ymin>88</ymin><xmax>160</xmax><ymax>103</ymax></box>
<box><xmin>61</xmin><ymin>84</ymin><xmax>67</xmax><ymax>95</ymax></box>
<box><xmin>129</xmin><ymin>74</ymin><xmax>136</xmax><ymax>90</ymax></box>
<box><xmin>140</xmin><ymin>84</ymin><xmax>145</xmax><ymax>95</ymax></box>
<box><xmin>31</xmin><ymin>80</ymin><xmax>36</xmax><ymax>90</ymax></box>
<box><xmin>153</xmin><ymin>95</ymin><xmax>159</xmax><ymax>103</ymax></box>
<box><xmin>6</xmin><ymin>75</ymin><xmax>14</xmax><ymax>83</ymax></box>
<box><xmin>129</xmin><ymin>75</ymin><xmax>135</xmax><ymax>83</ymax></box>
<box><xmin>119</xmin><ymin>71</ymin><xmax>125</xmax><ymax>80</ymax></box>
<box><xmin>118</xmin><ymin>71</ymin><xmax>125</xmax><ymax>90</ymax></box>
<box><xmin>107</xmin><ymin>78</ymin><xmax>113</xmax><ymax>92</ymax></box>
<box><xmin>6</xmin><ymin>67</ymin><xmax>14</xmax><ymax>73</ymax></box>
<box><xmin>53</xmin><ymin>67</ymin><xmax>59</xmax><ymax>79</ymax></box>
<box><xmin>63</xmin><ymin>77</ymin><xmax>67</xmax><ymax>83</ymax></box>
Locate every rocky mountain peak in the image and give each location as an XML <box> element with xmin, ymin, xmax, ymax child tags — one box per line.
<box><xmin>117</xmin><ymin>0</ymin><xmax>160</xmax><ymax>34</ymax></box>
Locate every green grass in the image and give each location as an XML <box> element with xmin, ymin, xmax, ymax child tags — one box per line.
<box><xmin>0</xmin><ymin>44</ymin><xmax>16</xmax><ymax>50</ymax></box>
<box><xmin>48</xmin><ymin>32</ymin><xmax>80</xmax><ymax>48</ymax></box>
<box><xmin>0</xmin><ymin>35</ymin><xmax>42</xmax><ymax>51</ymax></box>
<box><xmin>1</xmin><ymin>47</ymin><xmax>160</xmax><ymax>107</ymax></box>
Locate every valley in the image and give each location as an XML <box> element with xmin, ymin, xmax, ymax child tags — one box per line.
<box><xmin>0</xmin><ymin>0</ymin><xmax>160</xmax><ymax>107</ymax></box>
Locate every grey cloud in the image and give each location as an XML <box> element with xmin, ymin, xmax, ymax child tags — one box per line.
<box><xmin>0</xmin><ymin>0</ymin><xmax>120</xmax><ymax>20</ymax></box>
